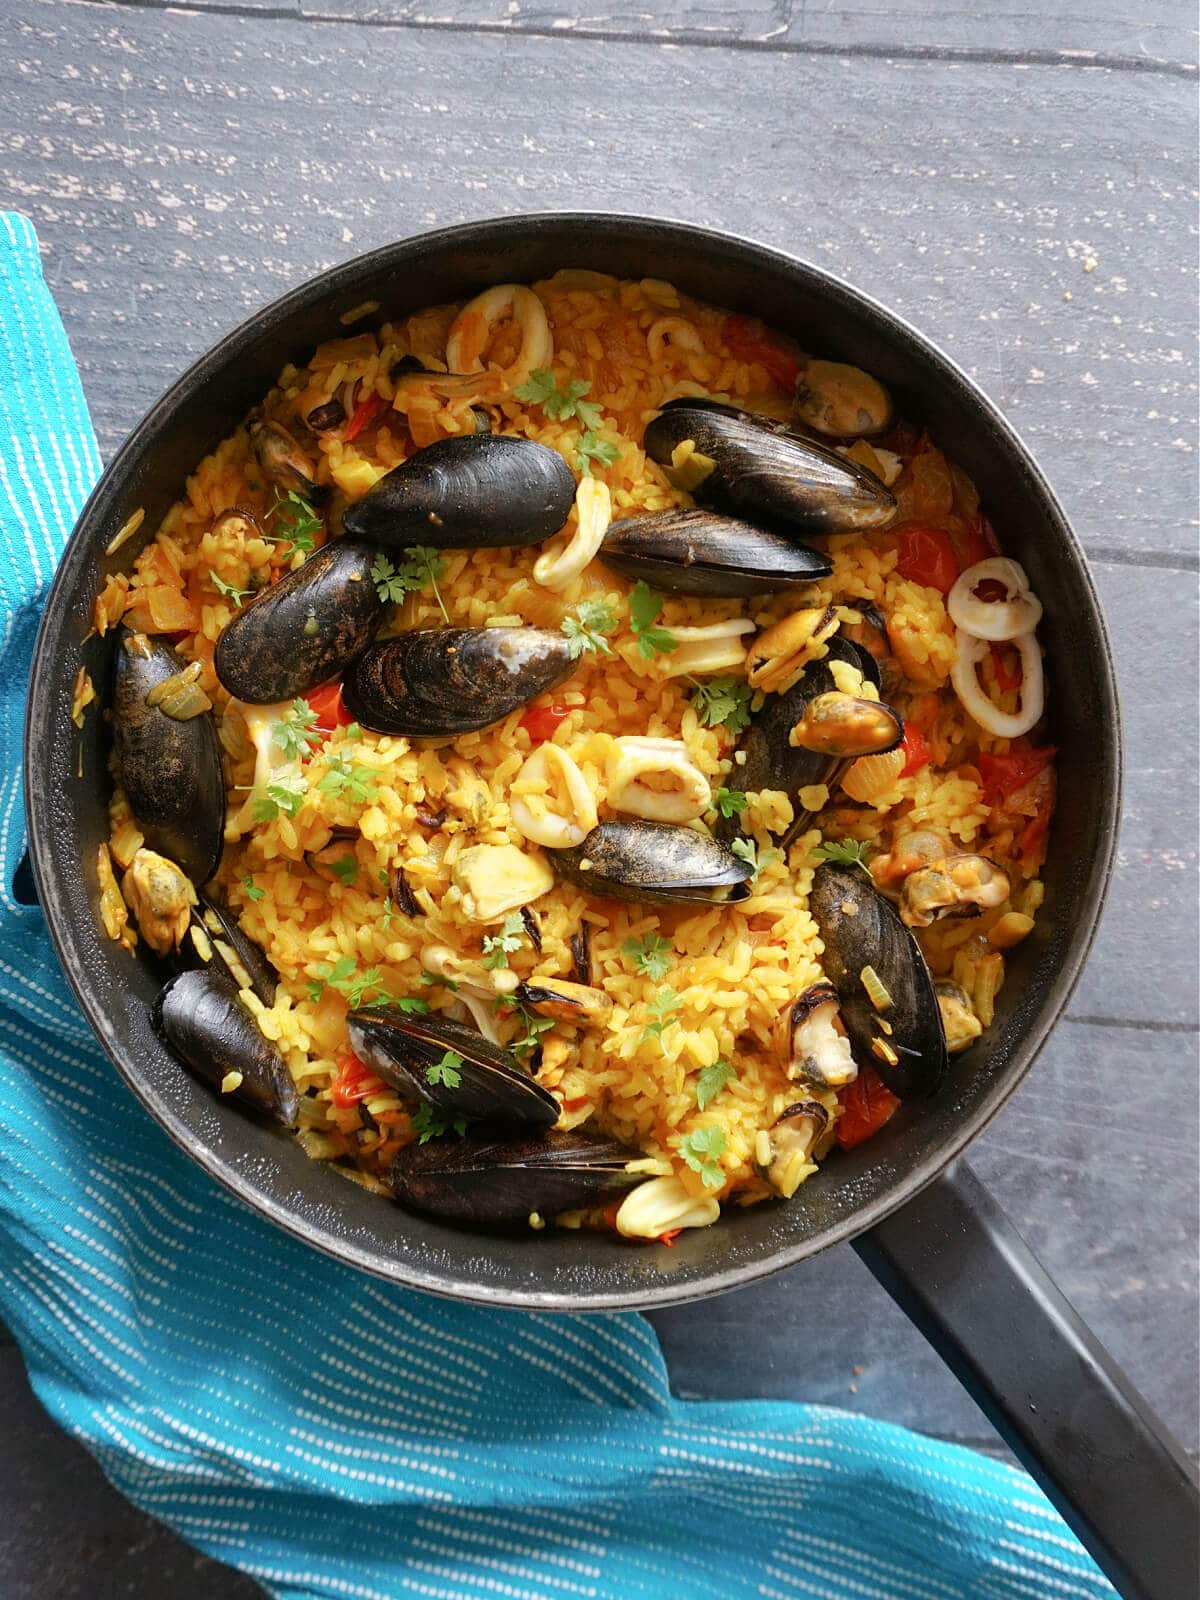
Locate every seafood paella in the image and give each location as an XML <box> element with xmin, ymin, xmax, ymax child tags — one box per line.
<box><xmin>89</xmin><ymin>271</ymin><xmax>1056</xmax><ymax>1242</ymax></box>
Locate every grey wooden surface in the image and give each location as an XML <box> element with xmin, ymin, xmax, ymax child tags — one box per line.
<box><xmin>1</xmin><ymin>0</ymin><xmax>1197</xmax><ymax>1594</ymax></box>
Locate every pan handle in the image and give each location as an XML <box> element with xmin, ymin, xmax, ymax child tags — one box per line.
<box><xmin>853</xmin><ymin>1161</ymin><xmax>1198</xmax><ymax>1600</ymax></box>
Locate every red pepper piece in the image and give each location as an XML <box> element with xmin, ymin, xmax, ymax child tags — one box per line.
<box><xmin>343</xmin><ymin>391</ymin><xmax>386</xmax><ymax>442</ymax></box>
<box><xmin>836</xmin><ymin>1066</ymin><xmax>901</xmax><ymax>1150</ymax></box>
<box><xmin>894</xmin><ymin>523</ymin><xmax>959</xmax><ymax>595</ymax></box>
<box><xmin>330</xmin><ymin>1052</ymin><xmax>384</xmax><ymax>1108</ymax></box>
<box><xmin>899</xmin><ymin>724</ymin><xmax>931</xmax><ymax>777</ymax></box>
<box><xmin>306</xmin><ymin>680</ymin><xmax>352</xmax><ymax>733</ymax></box>
<box><xmin>519</xmin><ymin>703</ymin><xmax>570</xmax><ymax>744</ymax></box>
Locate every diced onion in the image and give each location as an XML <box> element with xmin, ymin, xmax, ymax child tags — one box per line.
<box><xmin>533</xmin><ymin>477</ymin><xmax>610</xmax><ymax>592</ymax></box>
<box><xmin>860</xmin><ymin>964</ymin><xmax>893</xmax><ymax>1012</ymax></box>
<box><xmin>948</xmin><ymin>558</ymin><xmax>1043</xmax><ymax>642</ymax></box>
<box><xmin>951</xmin><ymin>627</ymin><xmax>1044</xmax><ymax>738</ymax></box>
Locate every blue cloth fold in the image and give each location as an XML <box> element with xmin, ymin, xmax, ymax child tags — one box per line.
<box><xmin>0</xmin><ymin>211</ymin><xmax>1114</xmax><ymax>1600</ymax></box>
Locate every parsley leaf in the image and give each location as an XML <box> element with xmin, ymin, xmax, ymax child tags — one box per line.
<box><xmin>411</xmin><ymin>1104</ymin><xmax>468</xmax><ymax>1144</ymax></box>
<box><xmin>641</xmin><ymin>988</ymin><xmax>681</xmax><ymax>1045</ymax></box>
<box><xmin>628</xmin><ymin>581</ymin><xmax>678</xmax><ymax>659</ymax></box>
<box><xmin>314</xmin><ymin>955</ymin><xmax>386</xmax><ymax>1009</ymax></box>
<box><xmin>251</xmin><ymin>774</ymin><xmax>307</xmax><ymax>822</ymax></box>
<box><xmin>242</xmin><ymin>875</ymin><xmax>265</xmax><ymax>903</ymax></box>
<box><xmin>209</xmin><ymin>569</ymin><xmax>250</xmax><ymax>606</ymax></box>
<box><xmin>426</xmin><ymin>1050</ymin><xmax>464</xmax><ymax>1089</ymax></box>
<box><xmin>329</xmin><ymin>854</ymin><xmax>358</xmax><ymax>886</ymax></box>
<box><xmin>714</xmin><ymin>787</ymin><xmax>748</xmax><ymax>819</ymax></box>
<box><xmin>266</xmin><ymin>490</ymin><xmax>321</xmax><ymax>555</ymax></box>
<box><xmin>272</xmin><ymin>698</ymin><xmax>322</xmax><ymax>760</ymax></box>
<box><xmin>371</xmin><ymin>546</ymin><xmax>450</xmax><ymax>622</ymax></box>
<box><xmin>506</xmin><ymin>1001</ymin><xmax>555</xmax><ymax>1060</ymax></box>
<box><xmin>561</xmin><ymin>599</ymin><xmax>617</xmax><ymax>659</ymax></box>
<box><xmin>392</xmin><ymin>997</ymin><xmax>431</xmax><ymax>1015</ymax></box>
<box><xmin>691</xmin><ymin>677</ymin><xmax>754</xmax><ymax>735</ymax></box>
<box><xmin>575</xmin><ymin>429</ymin><xmax>620</xmax><ymax>477</ymax></box>
<box><xmin>343</xmin><ymin>721</ymin><xmax>363</xmax><ymax>742</ymax></box>
<box><xmin>812</xmin><ymin>837</ymin><xmax>872</xmax><ymax>872</ymax></box>
<box><xmin>622</xmin><ymin>933</ymin><xmax>673</xmax><ymax>981</ymax></box>
<box><xmin>318</xmin><ymin>754</ymin><xmax>380</xmax><ymax>806</ymax></box>
<box><xmin>730</xmin><ymin>836</ymin><xmax>777</xmax><ymax>880</ymax></box>
<box><xmin>696</xmin><ymin>1058</ymin><xmax>736</xmax><ymax>1111</ymax></box>
<box><xmin>481</xmin><ymin>911</ymin><xmax>526</xmax><ymax>971</ymax></box>
<box><xmin>679</xmin><ymin>1124</ymin><xmax>727</xmax><ymax>1189</ymax></box>
<box><xmin>514</xmin><ymin>368</ymin><xmax>591</xmax><ymax>421</ymax></box>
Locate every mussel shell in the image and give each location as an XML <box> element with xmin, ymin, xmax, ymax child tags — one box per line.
<box><xmin>390</xmin><ymin>1127</ymin><xmax>640</xmax><ymax>1224</ymax></box>
<box><xmin>347</xmin><ymin>1008</ymin><xmax>558</xmax><ymax>1129</ymax></box>
<box><xmin>809</xmin><ymin>864</ymin><xmax>948</xmax><ymax>1101</ymax></box>
<box><xmin>112</xmin><ymin>630</ymin><xmax>225</xmax><ymax>885</ymax></box>
<box><xmin>151</xmin><ymin>969</ymin><xmax>299</xmax><ymax>1125</ymax></box>
<box><xmin>342</xmin><ymin>627</ymin><xmax>573</xmax><ymax>738</ymax></box>
<box><xmin>552</xmin><ymin>819</ymin><xmax>753</xmax><ymax>906</ymax></box>
<box><xmin>213</xmin><ymin>540</ymin><xmax>382</xmax><ymax>704</ymax></box>
<box><xmin>183</xmin><ymin>893</ymin><xmax>277</xmax><ymax>1006</ymax></box>
<box><xmin>644</xmin><ymin>400</ymin><xmax>895</xmax><ymax>533</ymax></box>
<box><xmin>718</xmin><ymin>638</ymin><xmax>883</xmax><ymax>845</ymax></box>
<box><xmin>341</xmin><ymin>434</ymin><xmax>576</xmax><ymax>550</ymax></box>
<box><xmin>601</xmin><ymin>508</ymin><xmax>832</xmax><ymax>596</ymax></box>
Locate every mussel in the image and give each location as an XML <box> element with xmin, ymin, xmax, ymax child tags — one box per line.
<box><xmin>342</xmin><ymin>627</ymin><xmax>573</xmax><ymax>738</ymax></box>
<box><xmin>809</xmin><ymin>863</ymin><xmax>948</xmax><ymax>1100</ymax></box>
<box><xmin>341</xmin><ymin>434</ymin><xmax>576</xmax><ymax>549</ymax></box>
<box><xmin>793</xmin><ymin>360</ymin><xmax>893</xmax><ymax>439</ymax></box>
<box><xmin>214</xmin><ymin>540</ymin><xmax>383</xmax><ymax>704</ymax></box>
<box><xmin>644</xmin><ymin>399</ymin><xmax>895</xmax><ymax>533</ymax></box>
<box><xmin>600</xmin><ymin>508</ymin><xmax>832</xmax><ymax>596</ymax></box>
<box><xmin>152</xmin><ymin>968</ymin><xmax>299</xmax><ymax>1125</ymax></box>
<box><xmin>112</xmin><ymin>630</ymin><xmax>225</xmax><ymax>885</ymax></box>
<box><xmin>717</xmin><ymin>638</ymin><xmax>899</xmax><ymax>847</ymax></box>
<box><xmin>250</xmin><ymin>419</ymin><xmax>318</xmax><ymax>497</ymax></box>
<box><xmin>551</xmin><ymin>819</ymin><xmax>753</xmax><ymax>906</ymax></box>
<box><xmin>347</xmin><ymin>1008</ymin><xmax>558</xmax><ymax>1130</ymax></box>
<box><xmin>390</xmin><ymin>1127</ymin><xmax>640</xmax><ymax>1224</ymax></box>
<box><xmin>184</xmin><ymin>893</ymin><xmax>277</xmax><ymax>1006</ymax></box>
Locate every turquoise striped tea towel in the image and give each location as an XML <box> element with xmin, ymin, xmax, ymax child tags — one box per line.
<box><xmin>0</xmin><ymin>211</ymin><xmax>1116</xmax><ymax>1600</ymax></box>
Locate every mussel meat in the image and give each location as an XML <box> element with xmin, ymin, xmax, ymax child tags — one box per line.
<box><xmin>341</xmin><ymin>433</ymin><xmax>576</xmax><ymax>549</ymax></box>
<box><xmin>347</xmin><ymin>1008</ymin><xmax>558</xmax><ymax>1129</ymax></box>
<box><xmin>793</xmin><ymin>360</ymin><xmax>893</xmax><ymax>439</ymax></box>
<box><xmin>782</xmin><ymin>981</ymin><xmax>857</xmax><ymax>1089</ymax></box>
<box><xmin>899</xmin><ymin>855</ymin><xmax>1010</xmax><ymax>929</ymax></box>
<box><xmin>184</xmin><ymin>893</ymin><xmax>278</xmax><ymax>1006</ymax></box>
<box><xmin>214</xmin><ymin>540</ymin><xmax>383</xmax><ymax>704</ymax></box>
<box><xmin>112</xmin><ymin>630</ymin><xmax>225</xmax><ymax>885</ymax></box>
<box><xmin>551</xmin><ymin>819</ymin><xmax>753</xmax><ymax>906</ymax></box>
<box><xmin>644</xmin><ymin>400</ymin><xmax>895</xmax><ymax>533</ymax></box>
<box><xmin>342</xmin><ymin>627</ymin><xmax>573</xmax><ymax>738</ymax></box>
<box><xmin>600</xmin><ymin>508</ymin><xmax>832</xmax><ymax>596</ymax></box>
<box><xmin>390</xmin><ymin>1126</ymin><xmax>640</xmax><ymax>1224</ymax></box>
<box><xmin>251</xmin><ymin>419</ymin><xmax>318</xmax><ymax>497</ymax></box>
<box><xmin>152</xmin><ymin>968</ymin><xmax>299</xmax><ymax>1125</ymax></box>
<box><xmin>809</xmin><ymin>863</ymin><xmax>948</xmax><ymax>1100</ymax></box>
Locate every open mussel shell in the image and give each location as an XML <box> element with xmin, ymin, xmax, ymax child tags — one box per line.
<box><xmin>390</xmin><ymin>1127</ymin><xmax>640</xmax><ymax>1224</ymax></box>
<box><xmin>182</xmin><ymin>893</ymin><xmax>277</xmax><ymax>1006</ymax></box>
<box><xmin>151</xmin><ymin>968</ymin><xmax>299</xmax><ymax>1125</ymax></box>
<box><xmin>601</xmin><ymin>508</ymin><xmax>832</xmax><ymax>596</ymax></box>
<box><xmin>214</xmin><ymin>539</ymin><xmax>382</xmax><ymax>704</ymax></box>
<box><xmin>341</xmin><ymin>433</ymin><xmax>575</xmax><ymax>550</ymax></box>
<box><xmin>644</xmin><ymin>400</ymin><xmax>894</xmax><ymax>534</ymax></box>
<box><xmin>809</xmin><ymin>863</ymin><xmax>948</xmax><ymax>1101</ymax></box>
<box><xmin>347</xmin><ymin>1008</ymin><xmax>558</xmax><ymax>1129</ymax></box>
<box><xmin>552</xmin><ymin>819</ymin><xmax>753</xmax><ymax>906</ymax></box>
<box><xmin>112</xmin><ymin>630</ymin><xmax>225</xmax><ymax>886</ymax></box>
<box><xmin>718</xmin><ymin>638</ymin><xmax>885</xmax><ymax>846</ymax></box>
<box><xmin>342</xmin><ymin>627</ymin><xmax>573</xmax><ymax>738</ymax></box>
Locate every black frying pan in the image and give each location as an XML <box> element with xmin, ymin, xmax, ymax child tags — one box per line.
<box><xmin>24</xmin><ymin>215</ymin><xmax>1198</xmax><ymax>1600</ymax></box>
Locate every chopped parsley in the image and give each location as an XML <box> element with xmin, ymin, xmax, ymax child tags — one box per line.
<box><xmin>691</xmin><ymin>677</ymin><xmax>754</xmax><ymax>736</ymax></box>
<box><xmin>575</xmin><ymin>430</ymin><xmax>620</xmax><ymax>477</ymax></box>
<box><xmin>629</xmin><ymin>581</ymin><xmax>678</xmax><ymax>659</ymax></box>
<box><xmin>426</xmin><ymin>1050</ymin><xmax>464</xmax><ymax>1089</ymax></box>
<box><xmin>506</xmin><ymin>1001</ymin><xmax>555</xmax><ymax>1059</ymax></box>
<box><xmin>272</xmin><ymin>698</ymin><xmax>322</xmax><ymax>760</ymax></box>
<box><xmin>515</xmin><ymin>370</ymin><xmax>617</xmax><ymax>477</ymax></box>
<box><xmin>411</xmin><ymin>1104</ymin><xmax>468</xmax><ymax>1143</ymax></box>
<box><xmin>307</xmin><ymin>955</ymin><xmax>386</xmax><ymax>1009</ymax></box>
<box><xmin>266</xmin><ymin>490</ymin><xmax>321</xmax><ymax>555</ymax></box>
<box><xmin>328</xmin><ymin>854</ymin><xmax>358</xmax><ymax>886</ymax></box>
<box><xmin>343</xmin><ymin>721</ymin><xmax>363</xmax><ymax>742</ymax></box>
<box><xmin>371</xmin><ymin>547</ymin><xmax>449</xmax><ymax>622</ymax></box>
<box><xmin>481</xmin><ymin>911</ymin><xmax>526</xmax><ymax>971</ymax></box>
<box><xmin>392</xmin><ymin>996</ymin><xmax>432</xmax><ymax>1015</ymax></box>
<box><xmin>251</xmin><ymin>775</ymin><xmax>307</xmax><ymax>823</ymax></box>
<box><xmin>242</xmin><ymin>875</ymin><xmax>265</xmax><ymax>903</ymax></box>
<box><xmin>679</xmin><ymin>1124</ymin><xmax>727</xmax><ymax>1189</ymax></box>
<box><xmin>714</xmin><ymin>787</ymin><xmax>748</xmax><ymax>819</ymax></box>
<box><xmin>318</xmin><ymin>754</ymin><xmax>380</xmax><ymax>806</ymax></box>
<box><xmin>622</xmin><ymin>932</ymin><xmax>673</xmax><ymax>981</ymax></box>
<box><xmin>561</xmin><ymin>599</ymin><xmax>617</xmax><ymax>659</ymax></box>
<box><xmin>695</xmin><ymin>1058</ymin><xmax>736</xmax><ymax>1111</ymax></box>
<box><xmin>731</xmin><ymin>836</ymin><xmax>778</xmax><ymax>880</ymax></box>
<box><xmin>812</xmin><ymin>837</ymin><xmax>872</xmax><ymax>872</ymax></box>
<box><xmin>209</xmin><ymin>569</ymin><xmax>250</xmax><ymax>606</ymax></box>
<box><xmin>641</xmin><ymin>988</ymin><xmax>681</xmax><ymax>1045</ymax></box>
